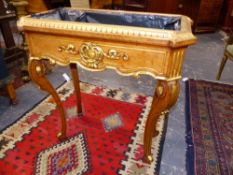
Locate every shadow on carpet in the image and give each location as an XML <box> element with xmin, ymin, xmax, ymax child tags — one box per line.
<box><xmin>0</xmin><ymin>81</ymin><xmax>168</xmax><ymax>174</ymax></box>
<box><xmin>186</xmin><ymin>79</ymin><xmax>233</xmax><ymax>175</ymax></box>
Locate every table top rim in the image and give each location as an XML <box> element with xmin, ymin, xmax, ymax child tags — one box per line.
<box><xmin>18</xmin><ymin>8</ymin><xmax>197</xmax><ymax>47</ymax></box>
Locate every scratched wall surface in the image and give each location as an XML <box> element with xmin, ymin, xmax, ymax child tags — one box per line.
<box><xmin>0</xmin><ymin>32</ymin><xmax>233</xmax><ymax>175</ymax></box>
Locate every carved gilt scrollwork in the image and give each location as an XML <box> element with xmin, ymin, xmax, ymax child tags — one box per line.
<box><xmin>56</xmin><ymin>42</ymin><xmax>129</xmax><ymax>69</ymax></box>
<box><xmin>79</xmin><ymin>43</ymin><xmax>104</xmax><ymax>69</ymax></box>
<box><xmin>104</xmin><ymin>49</ymin><xmax>129</xmax><ymax>61</ymax></box>
<box><xmin>79</xmin><ymin>42</ymin><xmax>129</xmax><ymax>69</ymax></box>
<box><xmin>57</xmin><ymin>44</ymin><xmax>78</xmax><ymax>55</ymax></box>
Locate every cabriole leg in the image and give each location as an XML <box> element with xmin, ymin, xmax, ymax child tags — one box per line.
<box><xmin>216</xmin><ymin>54</ymin><xmax>228</xmax><ymax>80</ymax></box>
<box><xmin>6</xmin><ymin>83</ymin><xmax>17</xmax><ymax>105</ymax></box>
<box><xmin>28</xmin><ymin>58</ymin><xmax>67</xmax><ymax>140</ymax></box>
<box><xmin>143</xmin><ymin>80</ymin><xmax>180</xmax><ymax>163</ymax></box>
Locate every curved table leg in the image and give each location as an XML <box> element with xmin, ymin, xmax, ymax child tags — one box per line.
<box><xmin>69</xmin><ymin>63</ymin><xmax>82</xmax><ymax>115</ymax></box>
<box><xmin>216</xmin><ymin>54</ymin><xmax>228</xmax><ymax>80</ymax></box>
<box><xmin>143</xmin><ymin>80</ymin><xmax>180</xmax><ymax>163</ymax></box>
<box><xmin>6</xmin><ymin>83</ymin><xmax>17</xmax><ymax>105</ymax></box>
<box><xmin>28</xmin><ymin>58</ymin><xmax>67</xmax><ymax>140</ymax></box>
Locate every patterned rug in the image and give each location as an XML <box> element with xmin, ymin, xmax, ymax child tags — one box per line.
<box><xmin>186</xmin><ymin>79</ymin><xmax>233</xmax><ymax>175</ymax></box>
<box><xmin>0</xmin><ymin>81</ymin><xmax>168</xmax><ymax>174</ymax></box>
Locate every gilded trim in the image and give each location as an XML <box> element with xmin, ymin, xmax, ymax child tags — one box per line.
<box><xmin>57</xmin><ymin>44</ymin><xmax>78</xmax><ymax>55</ymax></box>
<box><xmin>18</xmin><ymin>17</ymin><xmax>172</xmax><ymax>38</ymax></box>
<box><xmin>18</xmin><ymin>12</ymin><xmax>196</xmax><ymax>46</ymax></box>
<box><xmin>79</xmin><ymin>42</ymin><xmax>104</xmax><ymax>69</ymax></box>
<box><xmin>29</xmin><ymin>56</ymin><xmax>181</xmax><ymax>81</ymax></box>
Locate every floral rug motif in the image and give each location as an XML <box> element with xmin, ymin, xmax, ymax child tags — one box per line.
<box><xmin>0</xmin><ymin>81</ymin><xmax>168</xmax><ymax>174</ymax></box>
<box><xmin>186</xmin><ymin>79</ymin><xmax>233</xmax><ymax>175</ymax></box>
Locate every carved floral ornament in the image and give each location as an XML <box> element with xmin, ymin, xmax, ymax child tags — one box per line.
<box><xmin>56</xmin><ymin>42</ymin><xmax>129</xmax><ymax>69</ymax></box>
<box><xmin>79</xmin><ymin>42</ymin><xmax>104</xmax><ymax>69</ymax></box>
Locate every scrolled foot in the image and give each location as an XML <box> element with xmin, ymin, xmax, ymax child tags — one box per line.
<box><xmin>143</xmin><ymin>155</ymin><xmax>154</xmax><ymax>164</ymax></box>
<box><xmin>153</xmin><ymin>130</ymin><xmax>159</xmax><ymax>137</ymax></box>
<box><xmin>10</xmin><ymin>99</ymin><xmax>18</xmax><ymax>105</ymax></box>
<box><xmin>78</xmin><ymin>112</ymin><xmax>83</xmax><ymax>116</ymax></box>
<box><xmin>57</xmin><ymin>132</ymin><xmax>66</xmax><ymax>140</ymax></box>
